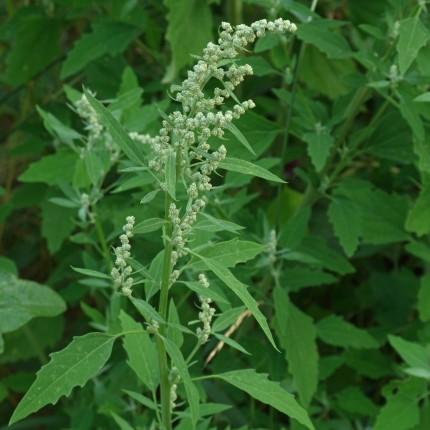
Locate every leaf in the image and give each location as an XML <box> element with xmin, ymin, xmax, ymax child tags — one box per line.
<box><xmin>0</xmin><ymin>272</ymin><xmax>66</xmax><ymax>334</ymax></box>
<box><xmin>225</xmin><ymin>123</ymin><xmax>256</xmax><ymax>156</ymax></box>
<box><xmin>406</xmin><ymin>183</ymin><xmax>430</xmax><ymax>236</ymax></box>
<box><xmin>71</xmin><ymin>267</ymin><xmax>111</xmax><ymax>280</ymax></box>
<box><xmin>167</xmin><ymin>300</ymin><xmax>184</xmax><ymax>348</ymax></box>
<box><xmin>111</xmin><ymin>412</ymin><xmax>134</xmax><ymax>430</ymax></box>
<box><xmin>219</xmin><ymin>157</ymin><xmax>285</xmax><ymax>183</ymax></box>
<box><xmin>397</xmin><ymin>17</ymin><xmax>429</xmax><ymax>75</ymax></box>
<box><xmin>9</xmin><ymin>333</ymin><xmax>116</xmax><ymax>425</ymax></box>
<box><xmin>388</xmin><ymin>335</ymin><xmax>430</xmax><ymax>370</ymax></box>
<box><xmin>164</xmin><ymin>0</ymin><xmax>212</xmax><ymax>78</ymax></box>
<box><xmin>274</xmin><ymin>288</ymin><xmax>318</xmax><ymax>407</ymax></box>
<box><xmin>191</xmin><ymin>251</ymin><xmax>277</xmax><ymax>350</ymax></box>
<box><xmin>279</xmin><ymin>206</ymin><xmax>311</xmax><ymax>249</ymax></box>
<box><xmin>303</xmin><ymin>130</ymin><xmax>334</xmax><ymax>172</ymax></box>
<box><xmin>296</xmin><ymin>20</ymin><xmax>352</xmax><ymax>59</ymax></box>
<box><xmin>414</xmin><ymin>92</ymin><xmax>430</xmax><ymax>102</ymax></box>
<box><xmin>61</xmin><ymin>21</ymin><xmax>140</xmax><ymax>78</ymax></box>
<box><xmin>194</xmin><ymin>213</ymin><xmax>244</xmax><ymax>233</ymax></box>
<box><xmin>162</xmin><ymin>337</ymin><xmax>200</xmax><ymax>426</ymax></box>
<box><xmin>317</xmin><ymin>315</ymin><xmax>378</xmax><ymax>349</ymax></box>
<box><xmin>284</xmin><ymin>266</ymin><xmax>337</xmax><ymax>292</ymax></box>
<box><xmin>165</xmin><ymin>150</ymin><xmax>177</xmax><ymax>200</ymax></box>
<box><xmin>215</xmin><ymin>369</ymin><xmax>314</xmax><ymax>430</ymax></box>
<box><xmin>84</xmin><ymin>89</ymin><xmax>144</xmax><ymax>164</ymax></box>
<box><xmin>418</xmin><ymin>274</ymin><xmax>430</xmax><ymax>322</ymax></box>
<box><xmin>19</xmin><ymin>152</ymin><xmax>78</xmax><ymax>186</ymax></box>
<box><xmin>181</xmin><ymin>281</ymin><xmax>229</xmax><ymax>305</ymax></box>
<box><xmin>328</xmin><ymin>197</ymin><xmax>361</xmax><ymax>256</ymax></box>
<box><xmin>41</xmin><ymin>202</ymin><xmax>75</xmax><ymax>253</ymax></box>
<box><xmin>373</xmin><ymin>379</ymin><xmax>425</xmax><ymax>430</ymax></box>
<box><xmin>4</xmin><ymin>15</ymin><xmax>60</xmax><ymax>86</ymax></box>
<box><xmin>188</xmin><ymin>239</ymin><xmax>265</xmax><ymax>271</ymax></box>
<box><xmin>134</xmin><ymin>218</ymin><xmax>165</xmax><ymax>235</ymax></box>
<box><xmin>119</xmin><ymin>311</ymin><xmax>159</xmax><ymax>391</ymax></box>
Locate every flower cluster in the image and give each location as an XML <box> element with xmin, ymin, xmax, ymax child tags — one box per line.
<box><xmin>196</xmin><ymin>274</ymin><xmax>216</xmax><ymax>344</ymax></box>
<box><xmin>111</xmin><ymin>216</ymin><xmax>135</xmax><ymax>297</ymax></box>
<box><xmin>75</xmin><ymin>92</ymin><xmax>104</xmax><ymax>143</ymax></box>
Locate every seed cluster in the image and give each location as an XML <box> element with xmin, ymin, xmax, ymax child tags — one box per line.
<box><xmin>111</xmin><ymin>216</ymin><xmax>135</xmax><ymax>297</ymax></box>
<box><xmin>196</xmin><ymin>273</ymin><xmax>216</xmax><ymax>344</ymax></box>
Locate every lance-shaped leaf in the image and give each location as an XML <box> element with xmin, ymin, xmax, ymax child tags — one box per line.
<box><xmin>190</xmin><ymin>251</ymin><xmax>277</xmax><ymax>350</ymax></box>
<box><xmin>10</xmin><ymin>332</ymin><xmax>116</xmax><ymax>425</ymax></box>
<box><xmin>0</xmin><ymin>272</ymin><xmax>66</xmax><ymax>334</ymax></box>
<box><xmin>84</xmin><ymin>89</ymin><xmax>144</xmax><ymax>164</ymax></box>
<box><xmin>119</xmin><ymin>311</ymin><xmax>159</xmax><ymax>391</ymax></box>
<box><xmin>214</xmin><ymin>369</ymin><xmax>315</xmax><ymax>430</ymax></box>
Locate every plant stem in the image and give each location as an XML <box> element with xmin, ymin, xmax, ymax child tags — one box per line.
<box><xmin>157</xmin><ymin>191</ymin><xmax>174</xmax><ymax>430</ymax></box>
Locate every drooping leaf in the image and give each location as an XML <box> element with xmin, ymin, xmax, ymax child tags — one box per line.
<box><xmin>214</xmin><ymin>369</ymin><xmax>315</xmax><ymax>430</ymax></box>
<box><xmin>274</xmin><ymin>288</ymin><xmax>318</xmax><ymax>407</ymax></box>
<box><xmin>191</xmin><ymin>252</ymin><xmax>277</xmax><ymax>350</ymax></box>
<box><xmin>119</xmin><ymin>311</ymin><xmax>159</xmax><ymax>391</ymax></box>
<box><xmin>10</xmin><ymin>333</ymin><xmax>116</xmax><ymax>425</ymax></box>
<box><xmin>219</xmin><ymin>157</ymin><xmax>285</xmax><ymax>183</ymax></box>
<box><xmin>0</xmin><ymin>272</ymin><xmax>66</xmax><ymax>334</ymax></box>
<box><xmin>317</xmin><ymin>315</ymin><xmax>378</xmax><ymax>349</ymax></box>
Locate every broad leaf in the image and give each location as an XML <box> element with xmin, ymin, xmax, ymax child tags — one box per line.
<box><xmin>215</xmin><ymin>369</ymin><xmax>314</xmax><ymax>430</ymax></box>
<box><xmin>10</xmin><ymin>333</ymin><xmax>116</xmax><ymax>425</ymax></box>
<box><xmin>0</xmin><ymin>272</ymin><xmax>66</xmax><ymax>334</ymax></box>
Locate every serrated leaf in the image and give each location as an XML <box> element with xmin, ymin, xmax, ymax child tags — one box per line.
<box><xmin>0</xmin><ymin>272</ymin><xmax>66</xmax><ymax>334</ymax></box>
<box><xmin>84</xmin><ymin>90</ymin><xmax>144</xmax><ymax>164</ymax></box>
<box><xmin>303</xmin><ymin>130</ymin><xmax>334</xmax><ymax>172</ymax></box>
<box><xmin>214</xmin><ymin>369</ymin><xmax>314</xmax><ymax>430</ymax></box>
<box><xmin>162</xmin><ymin>337</ymin><xmax>200</xmax><ymax>426</ymax></box>
<box><xmin>274</xmin><ymin>288</ymin><xmax>318</xmax><ymax>407</ymax></box>
<box><xmin>219</xmin><ymin>157</ymin><xmax>285</xmax><ymax>183</ymax></box>
<box><xmin>61</xmin><ymin>21</ymin><xmax>140</xmax><ymax>78</ymax></box>
<box><xmin>9</xmin><ymin>333</ymin><xmax>116</xmax><ymax>425</ymax></box>
<box><xmin>328</xmin><ymin>197</ymin><xmax>361</xmax><ymax>256</ymax></box>
<box><xmin>397</xmin><ymin>17</ymin><xmax>429</xmax><ymax>75</ymax></box>
<box><xmin>317</xmin><ymin>315</ymin><xmax>378</xmax><ymax>349</ymax></box>
<box><xmin>191</xmin><ymin>251</ymin><xmax>277</xmax><ymax>350</ymax></box>
<box><xmin>119</xmin><ymin>311</ymin><xmax>158</xmax><ymax>391</ymax></box>
<box><xmin>374</xmin><ymin>379</ymin><xmax>425</xmax><ymax>430</ymax></box>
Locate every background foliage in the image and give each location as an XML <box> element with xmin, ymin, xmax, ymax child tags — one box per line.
<box><xmin>1</xmin><ymin>0</ymin><xmax>430</xmax><ymax>429</ymax></box>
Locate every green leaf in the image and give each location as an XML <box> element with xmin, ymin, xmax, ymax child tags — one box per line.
<box><xmin>374</xmin><ymin>379</ymin><xmax>425</xmax><ymax>430</ymax></box>
<box><xmin>191</xmin><ymin>251</ymin><xmax>277</xmax><ymax>350</ymax></box>
<box><xmin>194</xmin><ymin>213</ymin><xmax>244</xmax><ymax>233</ymax></box>
<box><xmin>71</xmin><ymin>267</ymin><xmax>111</xmax><ymax>280</ymax></box>
<box><xmin>279</xmin><ymin>206</ymin><xmax>311</xmax><ymax>249</ymax></box>
<box><xmin>134</xmin><ymin>218</ymin><xmax>165</xmax><ymax>235</ymax></box>
<box><xmin>41</xmin><ymin>202</ymin><xmax>75</xmax><ymax>253</ymax></box>
<box><xmin>84</xmin><ymin>90</ymin><xmax>144</xmax><ymax>164</ymax></box>
<box><xmin>9</xmin><ymin>333</ymin><xmax>116</xmax><ymax>425</ymax></box>
<box><xmin>111</xmin><ymin>412</ymin><xmax>134</xmax><ymax>430</ymax></box>
<box><xmin>397</xmin><ymin>17</ymin><xmax>429</xmax><ymax>75</ymax></box>
<box><xmin>388</xmin><ymin>335</ymin><xmax>430</xmax><ymax>370</ymax></box>
<box><xmin>225</xmin><ymin>123</ymin><xmax>256</xmax><ymax>156</ymax></box>
<box><xmin>219</xmin><ymin>157</ymin><xmax>285</xmax><ymax>183</ymax></box>
<box><xmin>297</xmin><ymin>20</ymin><xmax>352</xmax><ymax>59</ymax></box>
<box><xmin>215</xmin><ymin>369</ymin><xmax>314</xmax><ymax>430</ymax></box>
<box><xmin>164</xmin><ymin>0</ymin><xmax>212</xmax><ymax>78</ymax></box>
<box><xmin>4</xmin><ymin>15</ymin><xmax>60</xmax><ymax>86</ymax></box>
<box><xmin>189</xmin><ymin>239</ymin><xmax>265</xmax><ymax>271</ymax></box>
<box><xmin>61</xmin><ymin>21</ymin><xmax>140</xmax><ymax>78</ymax></box>
<box><xmin>119</xmin><ymin>311</ymin><xmax>159</xmax><ymax>391</ymax></box>
<box><xmin>303</xmin><ymin>130</ymin><xmax>334</xmax><ymax>172</ymax></box>
<box><xmin>418</xmin><ymin>274</ymin><xmax>430</xmax><ymax>322</ymax></box>
<box><xmin>335</xmin><ymin>386</ymin><xmax>378</xmax><ymax>416</ymax></box>
<box><xmin>167</xmin><ymin>300</ymin><xmax>184</xmax><ymax>348</ymax></box>
<box><xmin>406</xmin><ymin>183</ymin><xmax>430</xmax><ymax>236</ymax></box>
<box><xmin>317</xmin><ymin>315</ymin><xmax>378</xmax><ymax>349</ymax></box>
<box><xmin>328</xmin><ymin>197</ymin><xmax>361</xmax><ymax>256</ymax></box>
<box><xmin>162</xmin><ymin>337</ymin><xmax>200</xmax><ymax>426</ymax></box>
<box><xmin>165</xmin><ymin>150</ymin><xmax>177</xmax><ymax>200</ymax></box>
<box><xmin>284</xmin><ymin>266</ymin><xmax>337</xmax><ymax>292</ymax></box>
<box><xmin>414</xmin><ymin>92</ymin><xmax>430</xmax><ymax>102</ymax></box>
<box><xmin>19</xmin><ymin>152</ymin><xmax>78</xmax><ymax>186</ymax></box>
<box><xmin>274</xmin><ymin>288</ymin><xmax>318</xmax><ymax>407</ymax></box>
<box><xmin>0</xmin><ymin>272</ymin><xmax>66</xmax><ymax>334</ymax></box>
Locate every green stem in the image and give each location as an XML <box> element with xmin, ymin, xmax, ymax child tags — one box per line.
<box><xmin>157</xmin><ymin>191</ymin><xmax>174</xmax><ymax>430</ymax></box>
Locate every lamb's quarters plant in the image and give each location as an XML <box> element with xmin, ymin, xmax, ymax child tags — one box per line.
<box><xmin>2</xmin><ymin>0</ymin><xmax>430</xmax><ymax>429</ymax></box>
